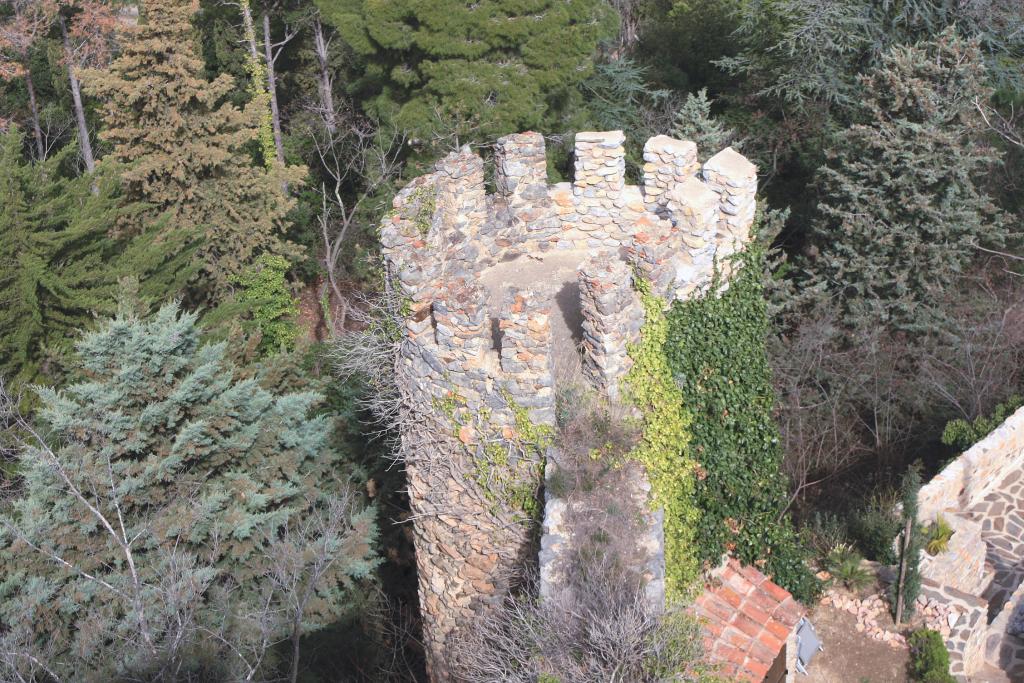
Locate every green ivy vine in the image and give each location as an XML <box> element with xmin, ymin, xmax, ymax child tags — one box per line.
<box><xmin>433</xmin><ymin>388</ymin><xmax>551</xmax><ymax>521</ymax></box>
<box><xmin>623</xmin><ymin>278</ymin><xmax>700</xmax><ymax>596</ymax></box>
<box><xmin>663</xmin><ymin>246</ymin><xmax>818</xmax><ymax>603</ymax></box>
<box><xmin>233</xmin><ymin>253</ymin><xmax>300</xmax><ymax>353</ymax></box>
<box><xmin>238</xmin><ymin>0</ymin><xmax>276</xmax><ymax>169</ymax></box>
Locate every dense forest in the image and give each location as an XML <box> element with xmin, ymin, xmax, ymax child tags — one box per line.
<box><xmin>1</xmin><ymin>0</ymin><xmax>1022</xmax><ymax>681</ymax></box>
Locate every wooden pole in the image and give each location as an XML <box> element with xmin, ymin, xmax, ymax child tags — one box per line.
<box><xmin>895</xmin><ymin>516</ymin><xmax>912</xmax><ymax>624</ymax></box>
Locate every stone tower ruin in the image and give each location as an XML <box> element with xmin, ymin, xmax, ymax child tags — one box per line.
<box><xmin>380</xmin><ymin>130</ymin><xmax>757</xmax><ymax>679</ymax></box>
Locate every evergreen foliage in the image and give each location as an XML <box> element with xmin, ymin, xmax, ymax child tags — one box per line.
<box><xmin>720</xmin><ymin>0</ymin><xmax>1024</xmax><ymax>113</ymax></box>
<box><xmin>580</xmin><ymin>58</ymin><xmax>669</xmax><ymax>136</ymax></box>
<box><xmin>812</xmin><ymin>29</ymin><xmax>1007</xmax><ymax>331</ymax></box>
<box><xmin>0</xmin><ymin>303</ymin><xmax>378</xmax><ymax>680</ymax></box>
<box><xmin>663</xmin><ymin>246</ymin><xmax>818</xmax><ymax>602</ymax></box>
<box><xmin>233</xmin><ymin>253</ymin><xmax>301</xmax><ymax>354</ymax></box>
<box><xmin>892</xmin><ymin>465</ymin><xmax>923</xmax><ymax>623</ymax></box>
<box><xmin>0</xmin><ymin>126</ymin><xmax>194</xmax><ymax>390</ymax></box>
<box><xmin>314</xmin><ymin>0</ymin><xmax>617</xmax><ymax>141</ymax></box>
<box><xmin>909</xmin><ymin>628</ymin><xmax>955</xmax><ymax>683</ymax></box>
<box><xmin>849</xmin><ymin>497</ymin><xmax>901</xmax><ymax>565</ymax></box>
<box><xmin>671</xmin><ymin>88</ymin><xmax>739</xmax><ymax>162</ymax></box>
<box><xmin>79</xmin><ymin>0</ymin><xmax>307</xmax><ymax>301</ymax></box>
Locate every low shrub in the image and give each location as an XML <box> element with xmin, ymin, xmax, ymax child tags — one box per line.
<box><xmin>908</xmin><ymin>629</ymin><xmax>955</xmax><ymax>683</ymax></box>
<box><xmin>941</xmin><ymin>395</ymin><xmax>1023</xmax><ymax>453</ymax></box>
<box><xmin>825</xmin><ymin>544</ymin><xmax>874</xmax><ymax>592</ymax></box>
<box><xmin>925</xmin><ymin>516</ymin><xmax>954</xmax><ymax>556</ymax></box>
<box><xmin>850</xmin><ymin>495</ymin><xmax>900</xmax><ymax>564</ymax></box>
<box><xmin>804</xmin><ymin>511</ymin><xmax>850</xmax><ymax>558</ymax></box>
<box><xmin>451</xmin><ymin>562</ymin><xmax>719</xmax><ymax>682</ymax></box>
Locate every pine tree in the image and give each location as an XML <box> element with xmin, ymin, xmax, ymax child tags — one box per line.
<box><xmin>892</xmin><ymin>464</ymin><xmax>923</xmax><ymax>624</ymax></box>
<box><xmin>315</xmin><ymin>0</ymin><xmax>617</xmax><ymax>141</ymax></box>
<box><xmin>671</xmin><ymin>88</ymin><xmax>740</xmax><ymax>162</ymax></box>
<box><xmin>811</xmin><ymin>29</ymin><xmax>1007</xmax><ymax>331</ymax></box>
<box><xmin>0</xmin><ymin>303</ymin><xmax>378</xmax><ymax>680</ymax></box>
<box><xmin>0</xmin><ymin>126</ymin><xmax>194</xmax><ymax>390</ymax></box>
<box><xmin>80</xmin><ymin>0</ymin><xmax>307</xmax><ymax>301</ymax></box>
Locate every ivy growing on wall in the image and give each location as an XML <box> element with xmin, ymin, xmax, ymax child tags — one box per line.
<box><xmin>663</xmin><ymin>246</ymin><xmax>819</xmax><ymax>603</ymax></box>
<box><xmin>624</xmin><ymin>279</ymin><xmax>700</xmax><ymax>596</ymax></box>
<box><xmin>234</xmin><ymin>253</ymin><xmax>300</xmax><ymax>353</ymax></box>
<box><xmin>434</xmin><ymin>388</ymin><xmax>551</xmax><ymax>522</ymax></box>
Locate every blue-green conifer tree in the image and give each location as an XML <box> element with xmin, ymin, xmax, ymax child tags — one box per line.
<box><xmin>0</xmin><ymin>303</ymin><xmax>378</xmax><ymax>680</ymax></box>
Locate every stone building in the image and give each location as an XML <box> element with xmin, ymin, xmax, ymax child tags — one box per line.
<box><xmin>914</xmin><ymin>405</ymin><xmax>1024</xmax><ymax>680</ymax></box>
<box><xmin>379</xmin><ymin>130</ymin><xmax>757</xmax><ymax>678</ymax></box>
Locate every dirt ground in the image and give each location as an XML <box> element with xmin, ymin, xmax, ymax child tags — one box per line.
<box><xmin>804</xmin><ymin>604</ymin><xmax>911</xmax><ymax>683</ymax></box>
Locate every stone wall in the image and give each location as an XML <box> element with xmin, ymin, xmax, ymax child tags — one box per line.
<box><xmin>919</xmin><ymin>579</ymin><xmax>990</xmax><ymax>679</ymax></box>
<box><xmin>984</xmin><ymin>579</ymin><xmax>1024</xmax><ymax>680</ymax></box>
<box><xmin>912</xmin><ymin>406</ymin><xmax>1024</xmax><ymax>680</ymax></box>
<box><xmin>918</xmin><ymin>406</ymin><xmax>1024</xmax><ymax>521</ymax></box>
<box><xmin>380</xmin><ymin>130</ymin><xmax>757</xmax><ymax>679</ymax></box>
<box><xmin>919</xmin><ymin>514</ymin><xmax>990</xmax><ymax>595</ymax></box>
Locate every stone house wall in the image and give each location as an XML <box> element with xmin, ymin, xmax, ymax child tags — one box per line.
<box><xmin>919</xmin><ymin>579</ymin><xmax>990</xmax><ymax>679</ymax></box>
<box><xmin>918</xmin><ymin>406</ymin><xmax>1024</xmax><ymax>521</ymax></box>
<box><xmin>919</xmin><ymin>514</ymin><xmax>990</xmax><ymax>595</ymax></box>
<box><xmin>380</xmin><ymin>130</ymin><xmax>757</xmax><ymax>679</ymax></box>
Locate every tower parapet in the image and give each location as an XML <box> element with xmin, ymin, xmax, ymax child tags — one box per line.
<box><xmin>379</xmin><ymin>131</ymin><xmax>758</xmax><ymax>680</ymax></box>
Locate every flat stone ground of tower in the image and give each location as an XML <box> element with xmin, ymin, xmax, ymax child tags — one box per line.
<box><xmin>478</xmin><ymin>248</ymin><xmax>605</xmax><ymax>379</ymax></box>
<box><xmin>962</xmin><ymin>469</ymin><xmax>1024</xmax><ymax>679</ymax></box>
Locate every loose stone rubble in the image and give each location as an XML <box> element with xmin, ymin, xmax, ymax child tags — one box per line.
<box><xmin>819</xmin><ymin>590</ymin><xmax>908</xmax><ymax>649</ymax></box>
<box><xmin>380</xmin><ymin>130</ymin><xmax>758</xmax><ymax>679</ymax></box>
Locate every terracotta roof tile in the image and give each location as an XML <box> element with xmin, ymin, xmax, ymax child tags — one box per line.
<box><xmin>744</xmin><ymin>656</ymin><xmax>770</xmax><ymax>679</ymax></box>
<box><xmin>691</xmin><ymin>558</ymin><xmax>807</xmax><ymax>683</ymax></box>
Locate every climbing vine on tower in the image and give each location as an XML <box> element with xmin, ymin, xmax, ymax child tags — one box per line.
<box><xmin>663</xmin><ymin>246</ymin><xmax>819</xmax><ymax>603</ymax></box>
<box><xmin>624</xmin><ymin>278</ymin><xmax>700</xmax><ymax>596</ymax></box>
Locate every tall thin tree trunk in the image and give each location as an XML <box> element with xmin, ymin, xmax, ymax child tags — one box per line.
<box><xmin>312</xmin><ymin>18</ymin><xmax>336</xmax><ymax>134</ymax></box>
<box><xmin>59</xmin><ymin>16</ymin><xmax>95</xmax><ymax>177</ymax></box>
<box><xmin>24</xmin><ymin>70</ymin><xmax>45</xmax><ymax>161</ymax></box>
<box><xmin>894</xmin><ymin>516</ymin><xmax>912</xmax><ymax>624</ymax></box>
<box><xmin>262</xmin><ymin>14</ymin><xmax>286</xmax><ymax>166</ymax></box>
<box><xmin>239</xmin><ymin>1</ymin><xmax>260</xmax><ymax>70</ymax></box>
<box><xmin>290</xmin><ymin>618</ymin><xmax>301</xmax><ymax>683</ymax></box>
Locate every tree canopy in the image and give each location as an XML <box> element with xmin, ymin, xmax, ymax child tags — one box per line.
<box><xmin>0</xmin><ymin>303</ymin><xmax>378</xmax><ymax>680</ymax></box>
<box><xmin>315</xmin><ymin>0</ymin><xmax>618</xmax><ymax>141</ymax></box>
<box><xmin>80</xmin><ymin>0</ymin><xmax>306</xmax><ymax>301</ymax></box>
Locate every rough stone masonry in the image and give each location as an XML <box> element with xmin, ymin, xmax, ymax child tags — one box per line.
<box><xmin>379</xmin><ymin>130</ymin><xmax>757</xmax><ymax>679</ymax></box>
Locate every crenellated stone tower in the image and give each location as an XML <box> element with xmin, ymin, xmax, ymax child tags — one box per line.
<box><xmin>380</xmin><ymin>131</ymin><xmax>757</xmax><ymax>679</ymax></box>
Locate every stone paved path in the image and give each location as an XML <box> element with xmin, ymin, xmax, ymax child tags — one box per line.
<box><xmin>962</xmin><ymin>470</ymin><xmax>1024</xmax><ymax>620</ymax></box>
<box><xmin>958</xmin><ymin>469</ymin><xmax>1024</xmax><ymax>678</ymax></box>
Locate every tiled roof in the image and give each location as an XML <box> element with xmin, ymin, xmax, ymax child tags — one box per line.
<box><xmin>692</xmin><ymin>558</ymin><xmax>806</xmax><ymax>682</ymax></box>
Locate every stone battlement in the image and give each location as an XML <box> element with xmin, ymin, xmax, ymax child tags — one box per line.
<box><xmin>380</xmin><ymin>131</ymin><xmax>757</xmax><ymax>680</ymax></box>
<box><xmin>381</xmin><ymin>130</ymin><xmax>756</xmax><ymax>306</ymax></box>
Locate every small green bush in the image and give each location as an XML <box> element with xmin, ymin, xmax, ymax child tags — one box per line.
<box><xmin>804</xmin><ymin>511</ymin><xmax>850</xmax><ymax>558</ymax></box>
<box><xmin>925</xmin><ymin>516</ymin><xmax>954</xmax><ymax>556</ymax></box>
<box><xmin>825</xmin><ymin>545</ymin><xmax>874</xmax><ymax>592</ymax></box>
<box><xmin>850</xmin><ymin>497</ymin><xmax>900</xmax><ymax>564</ymax></box>
<box><xmin>909</xmin><ymin>629</ymin><xmax>955</xmax><ymax>683</ymax></box>
<box><xmin>942</xmin><ymin>395</ymin><xmax>1023</xmax><ymax>452</ymax></box>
